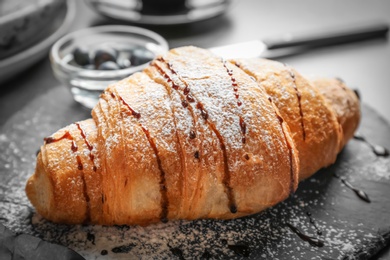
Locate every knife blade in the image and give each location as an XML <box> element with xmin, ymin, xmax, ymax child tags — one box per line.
<box><xmin>209</xmin><ymin>22</ymin><xmax>389</xmax><ymax>59</ymax></box>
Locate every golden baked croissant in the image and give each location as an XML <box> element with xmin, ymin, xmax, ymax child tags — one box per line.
<box><xmin>26</xmin><ymin>46</ymin><xmax>360</xmax><ymax>225</ymax></box>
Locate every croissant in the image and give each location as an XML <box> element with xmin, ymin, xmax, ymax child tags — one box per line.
<box><xmin>26</xmin><ymin>46</ymin><xmax>360</xmax><ymax>225</ymax></box>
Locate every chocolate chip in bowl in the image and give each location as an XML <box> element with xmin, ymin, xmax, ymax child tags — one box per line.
<box><xmin>50</xmin><ymin>25</ymin><xmax>169</xmax><ymax>109</ymax></box>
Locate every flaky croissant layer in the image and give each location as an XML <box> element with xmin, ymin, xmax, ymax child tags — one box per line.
<box><xmin>26</xmin><ymin>46</ymin><xmax>360</xmax><ymax>225</ymax></box>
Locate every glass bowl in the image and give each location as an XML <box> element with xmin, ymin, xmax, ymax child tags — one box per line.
<box><xmin>50</xmin><ymin>25</ymin><xmax>169</xmax><ymax>109</ymax></box>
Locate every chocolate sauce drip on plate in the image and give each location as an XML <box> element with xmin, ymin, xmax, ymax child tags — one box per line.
<box><xmin>306</xmin><ymin>211</ymin><xmax>323</xmax><ymax>235</ymax></box>
<box><xmin>76</xmin><ymin>123</ymin><xmax>97</xmax><ymax>172</ymax></box>
<box><xmin>353</xmin><ymin>133</ymin><xmax>389</xmax><ymax>157</ymax></box>
<box><xmin>333</xmin><ymin>173</ymin><xmax>371</xmax><ymax>203</ymax></box>
<box><xmin>288</xmin><ymin>69</ymin><xmax>306</xmax><ymax>141</ymax></box>
<box><xmin>155</xmin><ymin>58</ymin><xmax>237</xmax><ymax>214</ymax></box>
<box><xmin>286</xmin><ymin>223</ymin><xmax>324</xmax><ymax>247</ymax></box>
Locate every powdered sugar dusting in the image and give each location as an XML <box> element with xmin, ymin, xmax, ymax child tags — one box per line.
<box><xmin>21</xmin><ymin>188</ymin><xmax>382</xmax><ymax>260</ymax></box>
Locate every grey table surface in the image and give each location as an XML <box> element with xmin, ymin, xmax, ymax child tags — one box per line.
<box><xmin>0</xmin><ymin>0</ymin><xmax>389</xmax><ymax>259</ymax></box>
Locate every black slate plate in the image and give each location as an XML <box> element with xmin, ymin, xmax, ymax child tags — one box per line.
<box><xmin>0</xmin><ymin>86</ymin><xmax>390</xmax><ymax>259</ymax></box>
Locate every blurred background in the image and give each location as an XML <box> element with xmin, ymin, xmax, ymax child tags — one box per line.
<box><xmin>1</xmin><ymin>0</ymin><xmax>390</xmax><ymax>124</ymax></box>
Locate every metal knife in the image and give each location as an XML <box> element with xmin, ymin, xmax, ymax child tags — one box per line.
<box><xmin>209</xmin><ymin>22</ymin><xmax>389</xmax><ymax>59</ymax></box>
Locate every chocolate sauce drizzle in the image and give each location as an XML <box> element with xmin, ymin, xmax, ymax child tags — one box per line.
<box><xmin>353</xmin><ymin>133</ymin><xmax>389</xmax><ymax>157</ymax></box>
<box><xmin>44</xmin><ymin>132</ymin><xmax>81</xmax><ymax>169</ymax></box>
<box><xmin>334</xmin><ymin>79</ymin><xmax>354</xmax><ymax>111</ymax></box>
<box><xmin>142</xmin><ymin>127</ymin><xmax>170</xmax><ymax>222</ymax></box>
<box><xmin>333</xmin><ymin>173</ymin><xmax>371</xmax><ymax>203</ymax></box>
<box><xmin>239</xmin><ymin>117</ymin><xmax>247</xmax><ymax>144</ymax></box>
<box><xmin>235</xmin><ymin>62</ymin><xmax>296</xmax><ymax>192</ymax></box>
<box><xmin>189</xmin><ymin>130</ymin><xmax>196</xmax><ymax>139</ymax></box>
<box><xmin>306</xmin><ymin>211</ymin><xmax>323</xmax><ymax>235</ymax></box>
<box><xmin>196</xmin><ymin>102</ymin><xmax>209</xmax><ymax>120</ymax></box>
<box><xmin>288</xmin><ymin>68</ymin><xmax>306</xmax><ymax>141</ymax></box>
<box><xmin>194</xmin><ymin>151</ymin><xmax>199</xmax><ymax>159</ymax></box>
<box><xmin>152</xmin><ymin>58</ymin><xmax>237</xmax><ymax>214</ymax></box>
<box><xmin>152</xmin><ymin>59</ymin><xmax>197</xmax><ymax>139</ymax></box>
<box><xmin>353</xmin><ymin>89</ymin><xmax>361</xmax><ymax>100</ymax></box>
<box><xmin>286</xmin><ymin>222</ymin><xmax>324</xmax><ymax>247</ymax></box>
<box><xmin>111</xmin><ymin>92</ymin><xmax>141</xmax><ymax>119</ymax></box>
<box><xmin>75</xmin><ymin>123</ymin><xmax>97</xmax><ymax>172</ymax></box>
<box><xmin>222</xmin><ymin>61</ymin><xmax>241</xmax><ymax>106</ymax></box>
<box><xmin>44</xmin><ymin>130</ymin><xmax>91</xmax><ymax>222</ymax></box>
<box><xmin>110</xmin><ymin>91</ymin><xmax>169</xmax><ymax>222</ymax></box>
<box><xmin>222</xmin><ymin>60</ymin><xmax>247</xmax><ymax>144</ymax></box>
<box><xmin>268</xmin><ymin>97</ymin><xmax>295</xmax><ymax>194</ymax></box>
<box><xmin>335</xmin><ymin>77</ymin><xmax>347</xmax><ymax>90</ymax></box>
